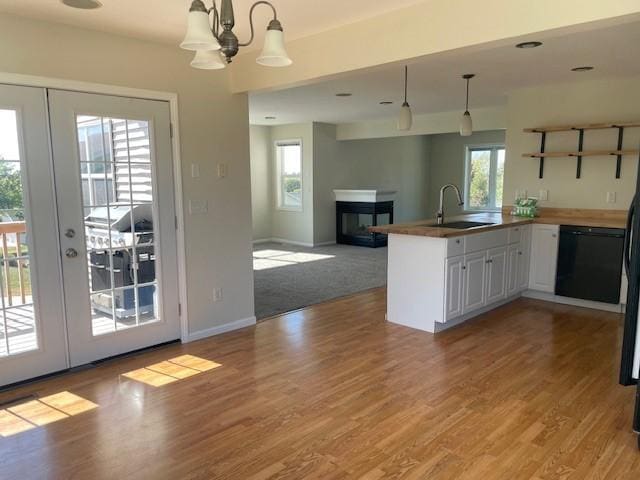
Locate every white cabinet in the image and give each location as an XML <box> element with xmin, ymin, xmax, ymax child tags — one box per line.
<box><xmin>517</xmin><ymin>225</ymin><xmax>532</xmax><ymax>290</ymax></box>
<box><xmin>528</xmin><ymin>224</ymin><xmax>559</xmax><ymax>293</ymax></box>
<box><xmin>445</xmin><ymin>256</ymin><xmax>464</xmax><ymax>320</ymax></box>
<box><xmin>486</xmin><ymin>246</ymin><xmax>507</xmax><ymax>304</ymax></box>
<box><xmin>507</xmin><ymin>244</ymin><xmax>520</xmax><ymax>297</ymax></box>
<box><xmin>463</xmin><ymin>251</ymin><xmax>487</xmax><ymax>314</ymax></box>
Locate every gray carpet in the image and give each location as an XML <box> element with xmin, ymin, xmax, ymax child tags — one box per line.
<box><xmin>253</xmin><ymin>242</ymin><xmax>387</xmax><ymax>319</ymax></box>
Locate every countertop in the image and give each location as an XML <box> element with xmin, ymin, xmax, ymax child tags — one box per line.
<box><xmin>369</xmin><ymin>210</ymin><xmax>627</xmax><ymax>238</ymax></box>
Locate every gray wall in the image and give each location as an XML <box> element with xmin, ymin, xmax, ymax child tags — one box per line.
<box><xmin>250</xmin><ymin>124</ymin><xmax>432</xmax><ymax>245</ymax></box>
<box><xmin>428</xmin><ymin>130</ymin><xmax>506</xmax><ymax>217</ymax></box>
<box><xmin>249</xmin><ymin>125</ymin><xmax>272</xmax><ymax>241</ymax></box>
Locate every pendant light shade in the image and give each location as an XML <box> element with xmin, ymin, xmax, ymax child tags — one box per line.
<box><xmin>397</xmin><ymin>66</ymin><xmax>413</xmax><ymax>131</ymax></box>
<box><xmin>460</xmin><ymin>111</ymin><xmax>473</xmax><ymax>136</ymax></box>
<box><xmin>180</xmin><ymin>3</ymin><xmax>220</xmax><ymax>51</ymax></box>
<box><xmin>191</xmin><ymin>49</ymin><xmax>226</xmax><ymax>69</ymax></box>
<box><xmin>256</xmin><ymin>21</ymin><xmax>292</xmax><ymax>67</ymax></box>
<box><xmin>459</xmin><ymin>73</ymin><xmax>475</xmax><ymax>136</ymax></box>
<box><xmin>398</xmin><ymin>103</ymin><xmax>413</xmax><ymax>131</ymax></box>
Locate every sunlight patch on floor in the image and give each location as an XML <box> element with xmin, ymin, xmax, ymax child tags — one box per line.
<box><xmin>0</xmin><ymin>391</ymin><xmax>98</xmax><ymax>437</ymax></box>
<box><xmin>121</xmin><ymin>354</ymin><xmax>221</xmax><ymax>387</ymax></box>
<box><xmin>253</xmin><ymin>249</ymin><xmax>335</xmax><ymax>271</ymax></box>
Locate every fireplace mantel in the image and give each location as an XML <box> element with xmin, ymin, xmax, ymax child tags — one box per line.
<box><xmin>333</xmin><ymin>189</ymin><xmax>397</xmax><ymax>203</ymax></box>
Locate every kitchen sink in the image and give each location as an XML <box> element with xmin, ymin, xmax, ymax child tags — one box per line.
<box><xmin>437</xmin><ymin>221</ymin><xmax>495</xmax><ymax>229</ymax></box>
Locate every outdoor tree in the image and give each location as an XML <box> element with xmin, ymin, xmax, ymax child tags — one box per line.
<box><xmin>0</xmin><ymin>159</ymin><xmax>24</xmax><ymax>220</ymax></box>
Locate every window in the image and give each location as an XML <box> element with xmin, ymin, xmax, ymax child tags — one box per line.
<box><xmin>464</xmin><ymin>145</ymin><xmax>505</xmax><ymax>211</ymax></box>
<box><xmin>275</xmin><ymin>140</ymin><xmax>302</xmax><ymax>210</ymax></box>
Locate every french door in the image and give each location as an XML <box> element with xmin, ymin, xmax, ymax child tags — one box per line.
<box><xmin>0</xmin><ymin>85</ymin><xmax>180</xmax><ymax>385</ymax></box>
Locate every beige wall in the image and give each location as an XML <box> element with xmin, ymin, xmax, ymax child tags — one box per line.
<box><xmin>0</xmin><ymin>14</ymin><xmax>255</xmax><ymax>336</ymax></box>
<box><xmin>504</xmin><ymin>77</ymin><xmax>640</xmax><ymax>210</ymax></box>
<box><xmin>249</xmin><ymin>125</ymin><xmax>272</xmax><ymax>241</ymax></box>
<box><xmin>429</xmin><ymin>130</ymin><xmax>506</xmax><ymax>217</ymax></box>
<box><xmin>269</xmin><ymin>122</ymin><xmax>315</xmax><ymax>245</ymax></box>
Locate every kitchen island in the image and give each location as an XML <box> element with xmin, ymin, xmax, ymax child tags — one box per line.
<box><xmin>370</xmin><ymin>209</ymin><xmax>627</xmax><ymax>333</ymax></box>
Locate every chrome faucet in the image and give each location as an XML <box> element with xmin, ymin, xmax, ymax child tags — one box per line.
<box><xmin>437</xmin><ymin>184</ymin><xmax>464</xmax><ymax>225</ymax></box>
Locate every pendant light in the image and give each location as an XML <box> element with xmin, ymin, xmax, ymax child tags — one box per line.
<box><xmin>397</xmin><ymin>66</ymin><xmax>412</xmax><ymax>131</ymax></box>
<box><xmin>460</xmin><ymin>74</ymin><xmax>475</xmax><ymax>136</ymax></box>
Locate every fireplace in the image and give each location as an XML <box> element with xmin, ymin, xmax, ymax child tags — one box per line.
<box><xmin>334</xmin><ymin>190</ymin><xmax>395</xmax><ymax>248</ymax></box>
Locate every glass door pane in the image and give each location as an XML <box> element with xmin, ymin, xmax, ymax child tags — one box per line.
<box><xmin>76</xmin><ymin>116</ymin><xmax>159</xmax><ymax>336</ymax></box>
<box><xmin>0</xmin><ymin>109</ymin><xmax>36</xmax><ymax>356</ymax></box>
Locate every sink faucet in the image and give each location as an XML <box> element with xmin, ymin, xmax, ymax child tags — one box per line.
<box><xmin>437</xmin><ymin>184</ymin><xmax>464</xmax><ymax>225</ymax></box>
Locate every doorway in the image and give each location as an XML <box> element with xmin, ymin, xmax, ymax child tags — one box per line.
<box><xmin>0</xmin><ymin>84</ymin><xmax>180</xmax><ymax>386</ymax></box>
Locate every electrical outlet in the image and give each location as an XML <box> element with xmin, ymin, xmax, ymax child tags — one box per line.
<box><xmin>217</xmin><ymin>163</ymin><xmax>227</xmax><ymax>179</ymax></box>
<box><xmin>213</xmin><ymin>288</ymin><xmax>223</xmax><ymax>302</ymax></box>
<box><xmin>607</xmin><ymin>192</ymin><xmax>617</xmax><ymax>203</ymax></box>
<box><xmin>538</xmin><ymin>189</ymin><xmax>549</xmax><ymax>201</ymax></box>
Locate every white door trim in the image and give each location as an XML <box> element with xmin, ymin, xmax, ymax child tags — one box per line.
<box><xmin>0</xmin><ymin>72</ymin><xmax>189</xmax><ymax>343</ymax></box>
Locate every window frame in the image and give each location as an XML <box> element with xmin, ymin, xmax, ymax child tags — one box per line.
<box><xmin>463</xmin><ymin>143</ymin><xmax>505</xmax><ymax>213</ymax></box>
<box><xmin>274</xmin><ymin>138</ymin><xmax>303</xmax><ymax>212</ymax></box>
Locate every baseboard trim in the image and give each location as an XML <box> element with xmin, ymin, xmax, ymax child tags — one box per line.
<box><xmin>252</xmin><ymin>238</ymin><xmax>272</xmax><ymax>245</ymax></box>
<box><xmin>184</xmin><ymin>316</ymin><xmax>257</xmax><ymax>343</ymax></box>
<box><xmin>522</xmin><ymin>290</ymin><xmax>624</xmax><ymax>313</ymax></box>
<box><xmin>314</xmin><ymin>240</ymin><xmax>337</xmax><ymax>246</ymax></box>
<box><xmin>269</xmin><ymin>237</ymin><xmax>315</xmax><ymax>248</ymax></box>
<box><xmin>433</xmin><ymin>293</ymin><xmax>522</xmax><ymax>333</ymax></box>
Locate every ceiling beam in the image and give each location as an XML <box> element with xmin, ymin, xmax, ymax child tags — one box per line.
<box><xmin>229</xmin><ymin>0</ymin><xmax>640</xmax><ymax>94</ymax></box>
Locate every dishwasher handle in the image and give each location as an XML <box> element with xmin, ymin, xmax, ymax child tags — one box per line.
<box><xmin>624</xmin><ymin>197</ymin><xmax>635</xmax><ymax>277</ymax></box>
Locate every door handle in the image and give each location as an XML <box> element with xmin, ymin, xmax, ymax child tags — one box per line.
<box><xmin>624</xmin><ymin>197</ymin><xmax>635</xmax><ymax>278</ymax></box>
<box><xmin>65</xmin><ymin>248</ymin><xmax>78</xmax><ymax>258</ymax></box>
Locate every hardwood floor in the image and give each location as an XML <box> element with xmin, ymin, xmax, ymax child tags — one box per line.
<box><xmin>0</xmin><ymin>289</ymin><xmax>638</xmax><ymax>479</ymax></box>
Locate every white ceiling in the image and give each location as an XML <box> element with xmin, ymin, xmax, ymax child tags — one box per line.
<box><xmin>0</xmin><ymin>0</ymin><xmax>428</xmax><ymax>48</ymax></box>
<box><xmin>250</xmin><ymin>20</ymin><xmax>640</xmax><ymax>125</ymax></box>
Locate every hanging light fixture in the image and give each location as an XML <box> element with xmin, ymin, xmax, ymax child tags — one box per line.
<box><xmin>180</xmin><ymin>0</ymin><xmax>292</xmax><ymax>68</ymax></box>
<box><xmin>460</xmin><ymin>74</ymin><xmax>475</xmax><ymax>136</ymax></box>
<box><xmin>397</xmin><ymin>66</ymin><xmax>412</xmax><ymax>131</ymax></box>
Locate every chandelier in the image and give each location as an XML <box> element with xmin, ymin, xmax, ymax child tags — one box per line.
<box><xmin>180</xmin><ymin>0</ymin><xmax>292</xmax><ymax>70</ymax></box>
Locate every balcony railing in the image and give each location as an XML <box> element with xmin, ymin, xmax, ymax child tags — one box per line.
<box><xmin>0</xmin><ymin>221</ymin><xmax>28</xmax><ymax>306</ymax></box>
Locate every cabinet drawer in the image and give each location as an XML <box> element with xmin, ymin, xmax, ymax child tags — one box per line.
<box><xmin>464</xmin><ymin>229</ymin><xmax>509</xmax><ymax>254</ymax></box>
<box><xmin>446</xmin><ymin>236</ymin><xmax>464</xmax><ymax>257</ymax></box>
<box><xmin>508</xmin><ymin>226</ymin><xmax>523</xmax><ymax>244</ymax></box>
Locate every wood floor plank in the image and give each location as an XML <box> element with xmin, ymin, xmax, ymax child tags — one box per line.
<box><xmin>0</xmin><ymin>289</ymin><xmax>638</xmax><ymax>479</ymax></box>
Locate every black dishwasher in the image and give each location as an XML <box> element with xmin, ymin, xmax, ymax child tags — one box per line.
<box><xmin>555</xmin><ymin>225</ymin><xmax>625</xmax><ymax>304</ymax></box>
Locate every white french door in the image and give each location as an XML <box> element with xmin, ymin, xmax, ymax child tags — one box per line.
<box><xmin>48</xmin><ymin>90</ymin><xmax>180</xmax><ymax>367</ymax></box>
<box><xmin>0</xmin><ymin>85</ymin><xmax>68</xmax><ymax>385</ymax></box>
<box><xmin>0</xmin><ymin>85</ymin><xmax>180</xmax><ymax>385</ymax></box>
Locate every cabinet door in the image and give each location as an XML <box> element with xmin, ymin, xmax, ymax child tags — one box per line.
<box><xmin>445</xmin><ymin>256</ymin><xmax>464</xmax><ymax>321</ymax></box>
<box><xmin>528</xmin><ymin>224</ymin><xmax>559</xmax><ymax>292</ymax></box>
<box><xmin>507</xmin><ymin>244</ymin><xmax>520</xmax><ymax>297</ymax></box>
<box><xmin>463</xmin><ymin>251</ymin><xmax>486</xmax><ymax>314</ymax></box>
<box><xmin>486</xmin><ymin>246</ymin><xmax>507</xmax><ymax>304</ymax></box>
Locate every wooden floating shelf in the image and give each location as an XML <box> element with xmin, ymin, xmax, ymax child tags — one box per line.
<box><xmin>522</xmin><ymin>150</ymin><xmax>640</xmax><ymax>158</ymax></box>
<box><xmin>524</xmin><ymin>122</ymin><xmax>640</xmax><ymax>133</ymax></box>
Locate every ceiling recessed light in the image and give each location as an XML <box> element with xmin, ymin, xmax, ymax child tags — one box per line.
<box><xmin>515</xmin><ymin>41</ymin><xmax>543</xmax><ymax>49</ymax></box>
<box><xmin>61</xmin><ymin>0</ymin><xmax>102</xmax><ymax>9</ymax></box>
<box><xmin>379</xmin><ymin>101</ymin><xmax>393</xmax><ymax>105</ymax></box>
<box><xmin>571</xmin><ymin>66</ymin><xmax>594</xmax><ymax>72</ymax></box>
<box><xmin>335</xmin><ymin>93</ymin><xmax>352</xmax><ymax>97</ymax></box>
<box><xmin>264</xmin><ymin>116</ymin><xmax>276</xmax><ymax>120</ymax></box>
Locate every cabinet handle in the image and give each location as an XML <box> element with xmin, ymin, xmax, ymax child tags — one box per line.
<box><xmin>518</xmin><ymin>251</ymin><xmax>522</xmax><ymax>255</ymax></box>
<box><xmin>456</xmin><ymin>239</ymin><xmax>460</xmax><ymax>244</ymax></box>
<box><xmin>462</xmin><ymin>265</ymin><xmax>466</xmax><ymax>270</ymax></box>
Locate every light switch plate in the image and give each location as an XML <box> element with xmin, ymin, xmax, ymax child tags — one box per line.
<box><xmin>217</xmin><ymin>163</ymin><xmax>227</xmax><ymax>179</ymax></box>
<box><xmin>516</xmin><ymin>189</ymin><xmax>527</xmax><ymax>200</ymax></box>
<box><xmin>213</xmin><ymin>288</ymin><xmax>222</xmax><ymax>302</ymax></box>
<box><xmin>189</xmin><ymin>199</ymin><xmax>208</xmax><ymax>215</ymax></box>
<box><xmin>607</xmin><ymin>191</ymin><xmax>617</xmax><ymax>203</ymax></box>
<box><xmin>191</xmin><ymin>163</ymin><xmax>200</xmax><ymax>178</ymax></box>
<box><xmin>538</xmin><ymin>189</ymin><xmax>549</xmax><ymax>201</ymax></box>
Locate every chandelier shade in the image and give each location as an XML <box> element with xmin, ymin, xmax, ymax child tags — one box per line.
<box><xmin>257</xmin><ymin>27</ymin><xmax>292</xmax><ymax>67</ymax></box>
<box><xmin>180</xmin><ymin>8</ymin><xmax>220</xmax><ymax>51</ymax></box>
<box><xmin>191</xmin><ymin>49</ymin><xmax>227</xmax><ymax>69</ymax></box>
<box><xmin>460</xmin><ymin>111</ymin><xmax>473</xmax><ymax>136</ymax></box>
